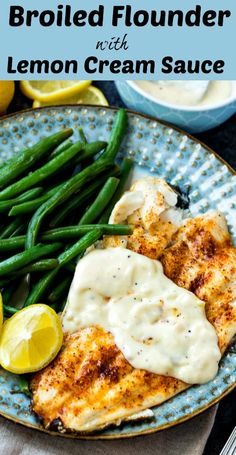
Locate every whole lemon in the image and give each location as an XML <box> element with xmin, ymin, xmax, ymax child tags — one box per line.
<box><xmin>0</xmin><ymin>81</ymin><xmax>15</xmax><ymax>114</ymax></box>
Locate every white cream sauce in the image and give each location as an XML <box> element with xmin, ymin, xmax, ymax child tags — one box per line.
<box><xmin>135</xmin><ymin>81</ymin><xmax>232</xmax><ymax>107</ymax></box>
<box><xmin>62</xmin><ymin>247</ymin><xmax>220</xmax><ymax>384</ymax></box>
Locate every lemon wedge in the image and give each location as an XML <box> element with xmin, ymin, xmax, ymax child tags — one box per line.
<box><xmin>20</xmin><ymin>80</ymin><xmax>92</xmax><ymax>102</ymax></box>
<box><xmin>0</xmin><ymin>304</ymin><xmax>63</xmax><ymax>374</ymax></box>
<box><xmin>32</xmin><ymin>85</ymin><xmax>109</xmax><ymax>108</ymax></box>
<box><xmin>0</xmin><ymin>81</ymin><xmax>15</xmax><ymax>114</ymax></box>
<box><xmin>0</xmin><ymin>293</ymin><xmax>3</xmax><ymax>333</ymax></box>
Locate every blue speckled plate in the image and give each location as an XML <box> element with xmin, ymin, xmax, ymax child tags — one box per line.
<box><xmin>0</xmin><ymin>106</ymin><xmax>235</xmax><ymax>439</ymax></box>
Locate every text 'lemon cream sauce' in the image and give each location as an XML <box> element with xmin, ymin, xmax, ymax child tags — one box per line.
<box><xmin>62</xmin><ymin>247</ymin><xmax>220</xmax><ymax>384</ymax></box>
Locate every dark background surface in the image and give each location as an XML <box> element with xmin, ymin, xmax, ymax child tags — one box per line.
<box><xmin>8</xmin><ymin>81</ymin><xmax>236</xmax><ymax>455</ymax></box>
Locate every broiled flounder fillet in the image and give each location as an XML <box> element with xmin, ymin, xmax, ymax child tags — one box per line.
<box><xmin>103</xmin><ymin>177</ymin><xmax>183</xmax><ymax>259</ymax></box>
<box><xmin>161</xmin><ymin>212</ymin><xmax>236</xmax><ymax>353</ymax></box>
<box><xmin>31</xmin><ymin>211</ymin><xmax>236</xmax><ymax>433</ymax></box>
<box><xmin>31</xmin><ymin>326</ymin><xmax>187</xmax><ymax>433</ymax></box>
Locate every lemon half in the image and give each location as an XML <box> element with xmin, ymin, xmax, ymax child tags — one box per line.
<box><xmin>33</xmin><ymin>85</ymin><xmax>109</xmax><ymax>108</ymax></box>
<box><xmin>20</xmin><ymin>80</ymin><xmax>91</xmax><ymax>102</ymax></box>
<box><xmin>0</xmin><ymin>304</ymin><xmax>63</xmax><ymax>374</ymax></box>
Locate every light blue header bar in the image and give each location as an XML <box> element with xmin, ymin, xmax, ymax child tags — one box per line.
<box><xmin>0</xmin><ymin>0</ymin><xmax>235</xmax><ymax>79</ymax></box>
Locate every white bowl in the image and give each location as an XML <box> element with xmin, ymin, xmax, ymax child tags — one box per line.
<box><xmin>115</xmin><ymin>81</ymin><xmax>236</xmax><ymax>133</ymax></box>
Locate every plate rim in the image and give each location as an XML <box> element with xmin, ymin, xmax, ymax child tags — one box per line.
<box><xmin>0</xmin><ymin>104</ymin><xmax>235</xmax><ymax>439</ymax></box>
<box><xmin>2</xmin><ymin>104</ymin><xmax>236</xmax><ymax>177</ymax></box>
<box><xmin>0</xmin><ymin>381</ymin><xmax>235</xmax><ymax>440</ymax></box>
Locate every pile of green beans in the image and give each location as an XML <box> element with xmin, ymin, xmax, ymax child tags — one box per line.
<box><xmin>0</xmin><ymin>108</ymin><xmax>133</xmax><ymax>316</ymax></box>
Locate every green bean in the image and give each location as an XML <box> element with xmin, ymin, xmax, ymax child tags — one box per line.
<box><xmin>50</xmin><ymin>141</ymin><xmax>107</xmax><ymax>181</ymax></box>
<box><xmin>0</xmin><ymin>129</ymin><xmax>73</xmax><ymax>188</ymax></box>
<box><xmin>9</xmin><ymin>220</ymin><xmax>29</xmax><ymax>237</ymax></box>
<box><xmin>0</xmin><ymin>242</ymin><xmax>62</xmax><ymax>276</ymax></box>
<box><xmin>24</xmin><ymin>268</ymin><xmax>59</xmax><ymax>307</ymax></box>
<box><xmin>49</xmin><ymin>139</ymin><xmax>73</xmax><ymax>159</ymax></box>
<box><xmin>49</xmin><ymin>181</ymin><xmax>102</xmax><ymax>227</ymax></box>
<box><xmin>48</xmin><ymin>275</ymin><xmax>72</xmax><ymax>303</ymax></box>
<box><xmin>79</xmin><ymin>177</ymin><xmax>120</xmax><ymax>225</ymax></box>
<box><xmin>0</xmin><ymin>217</ymin><xmax>26</xmax><ymax>239</ymax></box>
<box><xmin>11</xmin><ymin>376</ymin><xmax>31</xmax><ymax>397</ymax></box>
<box><xmin>45</xmin><ymin>182</ymin><xmax>66</xmax><ymax>197</ymax></box>
<box><xmin>16</xmin><ymin>259</ymin><xmax>59</xmax><ymax>274</ymax></box>
<box><xmin>25</xmin><ymin>111</ymin><xmax>125</xmax><ymax>249</ymax></box>
<box><xmin>0</xmin><ymin>188</ymin><xmax>43</xmax><ymax>214</ymax></box>
<box><xmin>0</xmin><ymin>141</ymin><xmax>85</xmax><ymax>200</ymax></box>
<box><xmin>72</xmin><ymin>140</ymin><xmax>107</xmax><ymax>165</ymax></box>
<box><xmin>103</xmin><ymin>108</ymin><xmax>128</xmax><ymax>161</ymax></box>
<box><xmin>2</xmin><ymin>279</ymin><xmax>24</xmax><ymax>315</ymax></box>
<box><xmin>99</xmin><ymin>158</ymin><xmax>133</xmax><ymax>223</ymax></box>
<box><xmin>17</xmin><ymin>187</ymin><xmax>43</xmax><ymax>201</ymax></box>
<box><xmin>10</xmin><ymin>199</ymin><xmax>47</xmax><ymax>217</ymax></box>
<box><xmin>50</xmin><ymin>166</ymin><xmax>120</xmax><ymax>227</ymax></box>
<box><xmin>24</xmin><ymin>229</ymin><xmax>102</xmax><ymax>306</ymax></box>
<box><xmin>0</xmin><ymin>236</ymin><xmax>25</xmax><ymax>251</ymax></box>
<box><xmin>9</xmin><ymin>182</ymin><xmax>65</xmax><ymax>216</ymax></box>
<box><xmin>25</xmin><ymin>158</ymin><xmax>112</xmax><ymax>249</ymax></box>
<box><xmin>78</xmin><ymin>127</ymin><xmax>87</xmax><ymax>144</ymax></box>
<box><xmin>0</xmin><ymin>224</ymin><xmax>133</xmax><ymax>251</ymax></box>
<box><xmin>59</xmin><ymin>229</ymin><xmax>102</xmax><ymax>266</ymax></box>
<box><xmin>0</xmin><ymin>259</ymin><xmax>59</xmax><ymax>287</ymax></box>
<box><xmin>3</xmin><ymin>304</ymin><xmax>19</xmax><ymax>316</ymax></box>
<box><xmin>2</xmin><ymin>284</ymin><xmax>15</xmax><ymax>305</ymax></box>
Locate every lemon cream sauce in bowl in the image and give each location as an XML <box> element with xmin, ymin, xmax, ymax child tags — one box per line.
<box><xmin>115</xmin><ymin>80</ymin><xmax>236</xmax><ymax>133</ymax></box>
<box><xmin>134</xmin><ymin>81</ymin><xmax>232</xmax><ymax>108</ymax></box>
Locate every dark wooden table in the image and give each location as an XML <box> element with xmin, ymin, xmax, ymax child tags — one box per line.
<box><xmin>8</xmin><ymin>81</ymin><xmax>236</xmax><ymax>455</ymax></box>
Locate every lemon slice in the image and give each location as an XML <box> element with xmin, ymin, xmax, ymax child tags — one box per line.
<box><xmin>20</xmin><ymin>80</ymin><xmax>92</xmax><ymax>102</ymax></box>
<box><xmin>0</xmin><ymin>304</ymin><xmax>63</xmax><ymax>374</ymax></box>
<box><xmin>0</xmin><ymin>81</ymin><xmax>15</xmax><ymax>114</ymax></box>
<box><xmin>33</xmin><ymin>85</ymin><xmax>109</xmax><ymax>108</ymax></box>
